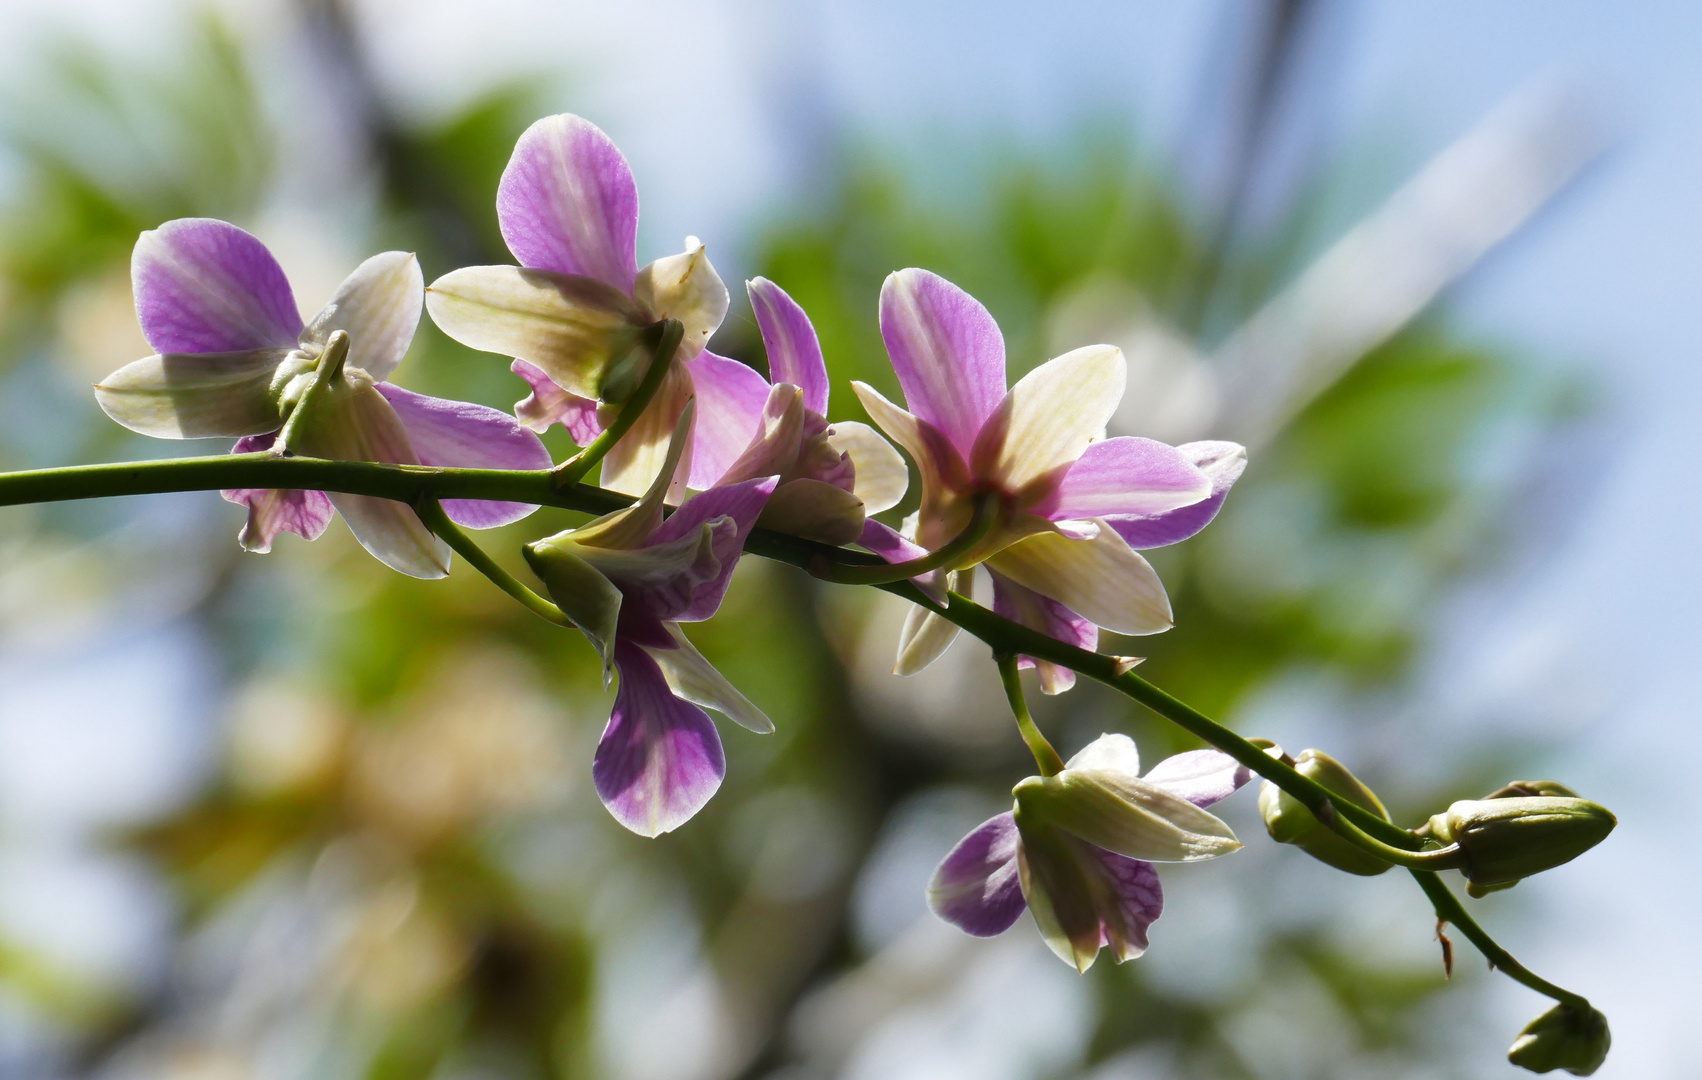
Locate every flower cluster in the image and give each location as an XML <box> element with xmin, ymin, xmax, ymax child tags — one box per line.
<box><xmin>90</xmin><ymin>113</ymin><xmax>1242</xmax><ymax>857</ymax></box>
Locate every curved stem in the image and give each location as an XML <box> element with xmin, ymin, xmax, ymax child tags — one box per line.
<box><xmin>552</xmin><ymin>318</ymin><xmax>684</xmax><ymax>491</ymax></box>
<box><xmin>414</xmin><ymin>498</ymin><xmax>572</xmax><ymax>628</ymax></box>
<box><xmin>996</xmin><ymin>654</ymin><xmax>1064</xmax><ymax>776</ymax></box>
<box><xmin>1411</xmin><ymin>870</ymin><xmax>1592</xmax><ymax>1011</ymax></box>
<box><xmin>810</xmin><ymin>492</ymin><xmax>1000</xmax><ymax>586</ymax></box>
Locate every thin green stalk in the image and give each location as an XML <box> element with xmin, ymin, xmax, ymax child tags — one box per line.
<box><xmin>996</xmin><ymin>653</ymin><xmax>1064</xmax><ymax>776</ymax></box>
<box><xmin>552</xmin><ymin>318</ymin><xmax>685</xmax><ymax>491</ymax></box>
<box><xmin>413</xmin><ymin>498</ymin><xmax>571</xmax><ymax>628</ymax></box>
<box><xmin>1411</xmin><ymin>869</ymin><xmax>1592</xmax><ymax>1010</ymax></box>
<box><xmin>809</xmin><ymin>492</ymin><xmax>1000</xmax><ymax>586</ymax></box>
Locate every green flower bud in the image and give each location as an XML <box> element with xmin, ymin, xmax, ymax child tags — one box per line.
<box><xmin>1428</xmin><ymin>797</ymin><xmax>1615</xmax><ymax>886</ymax></box>
<box><xmin>1507</xmin><ymin>1002</ymin><xmax>1610</xmax><ymax>1075</ymax></box>
<box><xmin>1259</xmin><ymin>750</ymin><xmax>1392</xmax><ymax>876</ymax></box>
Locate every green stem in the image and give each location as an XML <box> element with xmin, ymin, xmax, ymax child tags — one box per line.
<box><xmin>552</xmin><ymin>318</ymin><xmax>685</xmax><ymax>491</ymax></box>
<box><xmin>413</xmin><ymin>498</ymin><xmax>571</xmax><ymax>628</ymax></box>
<box><xmin>1411</xmin><ymin>869</ymin><xmax>1592</xmax><ymax>1010</ymax></box>
<box><xmin>809</xmin><ymin>492</ymin><xmax>1000</xmax><ymax>586</ymax></box>
<box><xmin>996</xmin><ymin>654</ymin><xmax>1064</xmax><ymax>776</ymax></box>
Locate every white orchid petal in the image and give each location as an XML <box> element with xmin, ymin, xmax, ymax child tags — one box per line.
<box><xmin>826</xmin><ymin>420</ymin><xmax>909</xmax><ymax>514</ymax></box>
<box><xmin>302</xmin><ymin>251</ymin><xmax>423</xmax><ymax>381</ymax></box>
<box><xmin>95</xmin><ymin>348</ymin><xmax>294</xmax><ymax>438</ymax></box>
<box><xmin>985</xmin><ymin>523</ymin><xmax>1172</xmax><ymax>636</ymax></box>
<box><xmin>646</xmin><ymin>625</ymin><xmax>774</xmax><ymax>734</ymax></box>
<box><xmin>633</xmin><ymin>241</ymin><xmax>729</xmax><ymax>360</ymax></box>
<box><xmin>973</xmin><ymin>344</ymin><xmax>1126</xmax><ymax>498</ymax></box>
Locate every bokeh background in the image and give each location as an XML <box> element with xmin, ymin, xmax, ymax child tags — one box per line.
<box><xmin>0</xmin><ymin>1</ymin><xmax>1692</xmax><ymax>1077</ymax></box>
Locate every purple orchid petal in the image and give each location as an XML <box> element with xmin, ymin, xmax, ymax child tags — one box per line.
<box><xmin>511</xmin><ymin>359</ymin><xmax>604</xmax><ymax>443</ymax></box>
<box><xmin>374</xmin><ymin>383</ymin><xmax>552</xmax><ymax>528</ymax></box>
<box><xmin>1140</xmin><ymin>749</ymin><xmax>1253</xmax><ymax>809</ymax></box>
<box><xmin>928</xmin><ymin>812</ymin><xmax>1028</xmax><ymax>937</ymax></box>
<box><xmin>594</xmin><ymin>640</ymin><xmax>726</xmax><ymax>836</ymax></box>
<box><xmin>651</xmin><ymin>477</ymin><xmax>778</xmax><ymax>622</ymax></box>
<box><xmin>133</xmin><ymin>218</ymin><xmax>303</xmax><ymax>354</ymax></box>
<box><xmin>683</xmin><ymin>352</ymin><xmax>771</xmax><ymax>490</ymax></box>
<box><xmin>990</xmin><ymin>569</ymin><xmax>1097</xmax><ymax>695</ymax></box>
<box><xmin>497</xmin><ymin>114</ymin><xmax>639</xmax><ymax>292</ymax></box>
<box><xmin>1105</xmin><ymin>441</ymin><xmax>1248</xmax><ymax>550</ymax></box>
<box><xmin>220</xmin><ymin>432</ymin><xmax>333</xmax><ymax>552</ymax></box>
<box><xmin>878</xmin><ymin>268</ymin><xmax>1007</xmax><ymax>459</ymax></box>
<box><xmin>1087</xmin><ymin>848</ymin><xmax>1164</xmax><ymax>962</ymax></box>
<box><xmin>1036</xmin><ymin>437</ymin><xmax>1212</xmax><ymax>523</ymax></box>
<box><xmin>858</xmin><ymin>519</ymin><xmax>930</xmax><ymax>564</ymax></box>
<box><xmin>748</xmin><ymin>277</ymin><xmax>828</xmax><ymax>415</ymax></box>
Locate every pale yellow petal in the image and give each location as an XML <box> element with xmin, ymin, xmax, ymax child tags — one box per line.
<box><xmin>826</xmin><ymin>419</ymin><xmax>909</xmax><ymax>514</ymax></box>
<box><xmin>973</xmin><ymin>344</ymin><xmax>1126</xmax><ymax>499</ymax></box>
<box><xmin>95</xmin><ymin>348</ymin><xmax>294</xmax><ymax>438</ymax></box>
<box><xmin>632</xmin><ymin>240</ymin><xmax>729</xmax><ymax>360</ymax></box>
<box><xmin>985</xmin><ymin>523</ymin><xmax>1171</xmax><ymax>636</ymax></box>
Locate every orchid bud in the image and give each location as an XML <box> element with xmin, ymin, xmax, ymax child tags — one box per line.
<box><xmin>1259</xmin><ymin>749</ymin><xmax>1392</xmax><ymax>876</ymax></box>
<box><xmin>1428</xmin><ymin>797</ymin><xmax>1615</xmax><ymax>886</ymax></box>
<box><xmin>1507</xmin><ymin>1002</ymin><xmax>1610</xmax><ymax>1075</ymax></box>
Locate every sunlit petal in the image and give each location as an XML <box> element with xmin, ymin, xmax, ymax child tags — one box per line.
<box><xmin>1104</xmin><ymin>440</ymin><xmax>1247</xmax><ymax>549</ymax></box>
<box><xmin>826</xmin><ymin>420</ymin><xmax>908</xmax><ymax>514</ymax></box>
<box><xmin>132</xmin><ymin>218</ymin><xmax>302</xmax><ymax>353</ymax></box>
<box><xmin>645</xmin><ymin>624</ymin><xmax>774</xmax><ymax>734</ymax></box>
<box><xmin>851</xmin><ymin>381</ymin><xmax>971</xmax><ymax>535</ymax></box>
<box><xmin>748</xmin><ymin>276</ymin><xmax>829</xmax><ymax>415</ymax></box>
<box><xmin>597</xmin><ymin>361</ymin><xmax>696</xmax><ymax>498</ymax></box>
<box><xmin>634</xmin><ymin>240</ymin><xmax>729</xmax><ymax>360</ymax></box>
<box><xmin>596</xmin><ymin>641</ymin><xmax>726</xmax><ymax>837</ymax></box>
<box><xmin>95</xmin><ymin>348</ymin><xmax>293</xmax><ymax>438</ymax></box>
<box><xmin>972</xmin><ymin>345</ymin><xmax>1126</xmax><ymax>500</ymax></box>
<box><xmin>715</xmin><ymin>382</ymin><xmax>803</xmax><ymax>486</ymax></box>
<box><xmin>1015</xmin><ymin>770</ymin><xmax>1240</xmax><ymax>863</ymax></box>
<box><xmin>301</xmin><ymin>251</ymin><xmax>422</xmax><ymax>381</ymax></box>
<box><xmin>425</xmin><ymin>265</ymin><xmax>647</xmax><ymax>399</ymax></box>
<box><xmin>1036</xmin><ymin>436</ymin><xmax>1213</xmax><ymax>523</ymax></box>
<box><xmin>1064</xmin><ymin>732</ymin><xmax>1142</xmax><ymax>776</ymax></box>
<box><xmin>985</xmin><ymin>525</ymin><xmax>1172</xmax><ymax>636</ymax></box>
<box><xmin>512</xmin><ymin>358</ymin><xmax>604</xmax><ymax>443</ymax></box>
<box><xmin>497</xmin><ymin>113</ymin><xmax>640</xmax><ymax>292</ymax></box>
<box><xmin>375</xmin><ymin>383</ymin><xmax>552</xmax><ymax>528</ymax></box>
<box><xmin>652</xmin><ymin>476</ymin><xmax>778</xmax><ymax>622</ymax></box>
<box><xmin>1139</xmin><ymin>749</ymin><xmax>1253</xmax><ymax>810</ymax></box>
<box><xmin>879</xmin><ymin>268</ymin><xmax>1006</xmax><ymax>458</ymax></box>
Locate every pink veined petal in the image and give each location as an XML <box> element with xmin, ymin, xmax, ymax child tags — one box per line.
<box><xmin>594</xmin><ymin>640</ymin><xmax>726</xmax><ymax>837</ymax></box>
<box><xmin>928</xmin><ymin>812</ymin><xmax>1028</xmax><ymax>937</ymax></box>
<box><xmin>879</xmin><ymin>268</ymin><xmax>1007</xmax><ymax>459</ymax></box>
<box><xmin>1086</xmin><ymin>848</ymin><xmax>1164</xmax><ymax>963</ymax></box>
<box><xmin>989</xmin><ymin>569</ymin><xmax>1097</xmax><ymax>695</ymax></box>
<box><xmin>1036</xmin><ymin>437</ymin><xmax>1213</xmax><ymax>523</ymax></box>
<box><xmin>748</xmin><ymin>276</ymin><xmax>828</xmax><ymax>415</ymax></box>
<box><xmin>374</xmin><ymin>383</ymin><xmax>552</xmax><ymax>528</ymax></box>
<box><xmin>650</xmin><ymin>476</ymin><xmax>778</xmax><ymax>622</ymax></box>
<box><xmin>132</xmin><ymin>218</ymin><xmax>303</xmax><ymax>353</ymax></box>
<box><xmin>683</xmin><ymin>352</ymin><xmax>771</xmax><ymax>490</ymax></box>
<box><xmin>511</xmin><ymin>359</ymin><xmax>604</xmax><ymax>443</ymax></box>
<box><xmin>220</xmin><ymin>433</ymin><xmax>334</xmax><ymax>552</ymax></box>
<box><xmin>497</xmin><ymin>114</ymin><xmax>640</xmax><ymax>292</ymax></box>
<box><xmin>1104</xmin><ymin>441</ymin><xmax>1248</xmax><ymax>550</ymax></box>
<box><xmin>1140</xmin><ymin>749</ymin><xmax>1253</xmax><ymax>810</ymax></box>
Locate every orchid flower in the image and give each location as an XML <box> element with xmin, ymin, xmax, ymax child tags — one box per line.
<box><xmin>426</xmin><ymin>113</ymin><xmax>757</xmax><ymax>499</ymax></box>
<box><xmin>679</xmin><ymin>277</ymin><xmax>909</xmax><ymax>545</ymax></box>
<box><xmin>929</xmin><ymin>734</ymin><xmax>1251</xmax><ymax>971</ymax></box>
<box><xmin>523</xmin><ymin>406</ymin><xmax>777</xmax><ymax>836</ymax></box>
<box><xmin>94</xmin><ymin>218</ymin><xmax>551</xmax><ymax>578</ymax></box>
<box><xmin>853</xmin><ymin>269</ymin><xmax>1248</xmax><ymax>688</ymax></box>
